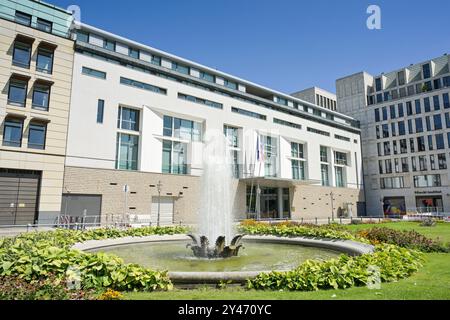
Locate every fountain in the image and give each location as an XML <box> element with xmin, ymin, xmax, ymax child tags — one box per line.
<box><xmin>188</xmin><ymin>130</ymin><xmax>242</xmax><ymax>259</ymax></box>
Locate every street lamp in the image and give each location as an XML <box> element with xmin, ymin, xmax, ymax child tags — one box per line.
<box><xmin>157</xmin><ymin>180</ymin><xmax>163</xmax><ymax>227</ymax></box>
<box><xmin>330</xmin><ymin>191</ymin><xmax>335</xmax><ymax>222</ymax></box>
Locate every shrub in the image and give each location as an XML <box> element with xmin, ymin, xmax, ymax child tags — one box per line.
<box><xmin>0</xmin><ymin>226</ymin><xmax>188</xmax><ymax>294</ymax></box>
<box><xmin>247</xmin><ymin>244</ymin><xmax>423</xmax><ymax>291</ymax></box>
<box><xmin>420</xmin><ymin>218</ymin><xmax>437</xmax><ymax>227</ymax></box>
<box><xmin>0</xmin><ymin>275</ymin><xmax>97</xmax><ymax>300</ymax></box>
<box><xmin>98</xmin><ymin>289</ymin><xmax>123</xmax><ymax>300</ymax></box>
<box><xmin>358</xmin><ymin>227</ymin><xmax>448</xmax><ymax>253</ymax></box>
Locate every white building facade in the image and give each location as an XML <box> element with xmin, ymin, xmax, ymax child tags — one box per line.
<box><xmin>63</xmin><ymin>23</ymin><xmax>364</xmax><ymax>224</ymax></box>
<box><xmin>336</xmin><ymin>55</ymin><xmax>450</xmax><ymax>217</ymax></box>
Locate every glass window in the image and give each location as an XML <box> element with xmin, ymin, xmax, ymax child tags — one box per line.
<box><xmin>379</xmin><ymin>160</ymin><xmax>383</xmax><ymax>174</ymax></box>
<box><xmin>374</xmin><ymin>108</ymin><xmax>380</xmax><ymax>122</ymax></box>
<box><xmin>385</xmin><ymin>159</ymin><xmax>392</xmax><ymax>174</ymax></box>
<box><xmin>291</xmin><ymin>142</ymin><xmax>304</xmax><ymax>159</ymax></box>
<box><xmin>390</xmin><ymin>105</ymin><xmax>396</xmax><ymax>119</ymax></box>
<box><xmin>335</xmin><ymin>152</ymin><xmax>348</xmax><ymax>165</ymax></box>
<box><xmin>424</xmin><ymin>97</ymin><xmax>431</xmax><ymax>112</ymax></box>
<box><xmin>320</xmin><ymin>146</ymin><xmax>328</xmax><ymax>163</ymax></box>
<box><xmin>415</xmin><ymin>118</ymin><xmax>423</xmax><ymax>133</ymax></box>
<box><xmin>430</xmin><ymin>155</ymin><xmax>436</xmax><ymax>170</ymax></box>
<box><xmin>321</xmin><ymin>164</ymin><xmax>329</xmax><ymax>186</ymax></box>
<box><xmin>103</xmin><ymin>39</ymin><xmax>115</xmax><ymax>51</ymax></box>
<box><xmin>406</xmin><ymin>101</ymin><xmax>413</xmax><ymax>116</ymax></box>
<box><xmin>445</xmin><ymin>113</ymin><xmax>450</xmax><ymax>129</ymax></box>
<box><xmin>417</xmin><ymin>136</ymin><xmax>426</xmax><ymax>152</ymax></box>
<box><xmin>129</xmin><ymin>48</ymin><xmax>139</xmax><ymax>59</ymax></box>
<box><xmin>36</xmin><ymin>48</ymin><xmax>54</xmax><ymax>74</ymax></box>
<box><xmin>400</xmin><ymin>139</ymin><xmax>407</xmax><ymax>153</ymax></box>
<box><xmin>410</xmin><ymin>138</ymin><xmax>415</xmax><ymax>153</ymax></box>
<box><xmin>162</xmin><ymin>140</ymin><xmax>172</xmax><ymax>174</ymax></box>
<box><xmin>398</xmin><ymin>71</ymin><xmax>406</xmax><ymax>86</ymax></box>
<box><xmin>444</xmin><ymin>76</ymin><xmax>450</xmax><ymax>87</ymax></box>
<box><xmin>13</xmin><ymin>42</ymin><xmax>31</xmax><ymax>68</ymax></box>
<box><xmin>422</xmin><ymin>64</ymin><xmax>431</xmax><ymax>79</ymax></box>
<box><xmin>433</xmin><ymin>96</ymin><xmax>440</xmax><ymax>110</ymax></box>
<box><xmin>397</xmin><ymin>103</ymin><xmax>404</xmax><ymax>117</ymax></box>
<box><xmin>444</xmin><ymin>93</ymin><xmax>450</xmax><ymax>109</ymax></box>
<box><xmin>426</xmin><ymin>116</ymin><xmax>432</xmax><ymax>131</ymax></box>
<box><xmin>36</xmin><ymin>18</ymin><xmax>52</xmax><ymax>33</ymax></box>
<box><xmin>428</xmin><ymin>135</ymin><xmax>434</xmax><ymax>151</ymax></box>
<box><xmin>415</xmin><ymin>100</ymin><xmax>421</xmax><ymax>114</ymax></box>
<box><xmin>116</xmin><ymin>133</ymin><xmax>139</xmax><ymax>171</ymax></box>
<box><xmin>411</xmin><ymin>157</ymin><xmax>417</xmax><ymax>172</ymax></box>
<box><xmin>434</xmin><ymin>79</ymin><xmax>441</xmax><ymax>90</ymax></box>
<box><xmin>419</xmin><ymin>156</ymin><xmax>427</xmax><ymax>171</ymax></box>
<box><xmin>163</xmin><ymin>116</ymin><xmax>173</xmax><ymax>137</ymax></box>
<box><xmin>172</xmin><ymin>62</ymin><xmax>189</xmax><ymax>75</ymax></box>
<box><xmin>118</xmin><ymin>106</ymin><xmax>140</xmax><ymax>131</ymax></box>
<box><xmin>225</xmin><ymin>80</ymin><xmax>238</xmax><ymax>90</ymax></box>
<box><xmin>97</xmin><ymin>100</ymin><xmax>104</xmax><ymax>124</ymax></box>
<box><xmin>224</xmin><ymin>125</ymin><xmax>239</xmax><ymax>148</ymax></box>
<box><xmin>262</xmin><ymin>136</ymin><xmax>278</xmax><ymax>177</ymax></box>
<box><xmin>151</xmin><ymin>55</ymin><xmax>161</xmax><ymax>66</ymax></box>
<box><xmin>335</xmin><ymin>166</ymin><xmax>345</xmax><ymax>188</ymax></box>
<box><xmin>382</xmin><ymin>107</ymin><xmax>388</xmax><ymax>121</ymax></box>
<box><xmin>28</xmin><ymin>123</ymin><xmax>46</xmax><ymax>149</ymax></box>
<box><xmin>391</xmin><ymin>123</ymin><xmax>396</xmax><ymax>136</ymax></box>
<box><xmin>120</xmin><ymin>77</ymin><xmax>166</xmax><ymax>94</ymax></box>
<box><xmin>8</xmin><ymin>79</ymin><xmax>27</xmax><ymax>107</ymax></box>
<box><xmin>162</xmin><ymin>140</ymin><xmax>187</xmax><ymax>175</ymax></box>
<box><xmin>398</xmin><ymin>121</ymin><xmax>405</xmax><ymax>136</ymax></box>
<box><xmin>2</xmin><ymin>119</ymin><xmax>23</xmax><ymax>147</ymax></box>
<box><xmin>375</xmin><ymin>78</ymin><xmax>382</xmax><ymax>91</ymax></box>
<box><xmin>436</xmin><ymin>134</ymin><xmax>445</xmax><ymax>150</ymax></box>
<box><xmin>77</xmin><ymin>31</ymin><xmax>89</xmax><ymax>42</ymax></box>
<box><xmin>384</xmin><ymin>141</ymin><xmax>391</xmax><ymax>155</ymax></box>
<box><xmin>292</xmin><ymin>160</ymin><xmax>305</xmax><ymax>181</ymax></box>
<box><xmin>82</xmin><ymin>66</ymin><xmax>107</xmax><ymax>79</ymax></box>
<box><xmin>434</xmin><ymin>114</ymin><xmax>442</xmax><ymax>130</ymax></box>
<box><xmin>15</xmin><ymin>11</ymin><xmax>31</xmax><ymax>26</ymax></box>
<box><xmin>414</xmin><ymin>175</ymin><xmax>441</xmax><ymax>188</ymax></box>
<box><xmin>200</xmin><ymin>71</ymin><xmax>214</xmax><ymax>83</ymax></box>
<box><xmin>401</xmin><ymin>158</ymin><xmax>409</xmax><ymax>173</ymax></box>
<box><xmin>438</xmin><ymin>154</ymin><xmax>447</xmax><ymax>170</ymax></box>
<box><xmin>408</xmin><ymin>119</ymin><xmax>414</xmax><ymax>134</ymax></box>
<box><xmin>164</xmin><ymin>116</ymin><xmax>201</xmax><ymax>142</ymax></box>
<box><xmin>382</xmin><ymin>124</ymin><xmax>389</xmax><ymax>138</ymax></box>
<box><xmin>32</xmin><ymin>84</ymin><xmax>50</xmax><ymax>110</ymax></box>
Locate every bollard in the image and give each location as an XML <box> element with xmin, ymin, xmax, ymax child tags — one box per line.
<box><xmin>315</xmin><ymin>217</ymin><xmax>318</xmax><ymax>225</ymax></box>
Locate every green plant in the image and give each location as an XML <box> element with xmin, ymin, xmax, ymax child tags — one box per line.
<box><xmin>0</xmin><ymin>226</ymin><xmax>188</xmax><ymax>294</ymax></box>
<box><xmin>247</xmin><ymin>244</ymin><xmax>423</xmax><ymax>291</ymax></box>
<box><xmin>420</xmin><ymin>218</ymin><xmax>437</xmax><ymax>227</ymax></box>
<box><xmin>357</xmin><ymin>227</ymin><xmax>448</xmax><ymax>253</ymax></box>
<box><xmin>98</xmin><ymin>289</ymin><xmax>123</xmax><ymax>300</ymax></box>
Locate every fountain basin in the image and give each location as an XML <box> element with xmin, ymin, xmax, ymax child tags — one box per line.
<box><xmin>73</xmin><ymin>235</ymin><xmax>374</xmax><ymax>284</ymax></box>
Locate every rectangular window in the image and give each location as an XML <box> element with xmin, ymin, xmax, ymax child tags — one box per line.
<box><xmin>335</xmin><ymin>134</ymin><xmax>351</xmax><ymax>142</ymax></box>
<box><xmin>82</xmin><ymin>67</ymin><xmax>107</xmax><ymax>79</ymax></box>
<box><xmin>120</xmin><ymin>77</ymin><xmax>166</xmax><ymax>94</ymax></box>
<box><xmin>13</xmin><ymin>41</ymin><xmax>31</xmax><ymax>68</ymax></box>
<box><xmin>390</xmin><ymin>105</ymin><xmax>396</xmax><ymax>119</ymax></box>
<box><xmin>433</xmin><ymin>96</ymin><xmax>440</xmax><ymax>110</ymax></box>
<box><xmin>382</xmin><ymin>124</ymin><xmax>389</xmax><ymax>138</ymax></box>
<box><xmin>379</xmin><ymin>160</ymin><xmax>384</xmax><ymax>174</ymax></box>
<box><xmin>417</xmin><ymin>136</ymin><xmax>426</xmax><ymax>152</ymax></box>
<box><xmin>163</xmin><ymin>115</ymin><xmax>201</xmax><ymax>142</ymax></box>
<box><xmin>400</xmin><ymin>139</ymin><xmax>407</xmax><ymax>154</ymax></box>
<box><xmin>438</xmin><ymin>154</ymin><xmax>447</xmax><ymax>170</ymax></box>
<box><xmin>8</xmin><ymin>79</ymin><xmax>27</xmax><ymax>107</ymax></box>
<box><xmin>408</xmin><ymin>119</ymin><xmax>414</xmax><ymax>134</ymax></box>
<box><xmin>231</xmin><ymin>107</ymin><xmax>266</xmax><ymax>120</ymax></box>
<box><xmin>375</xmin><ymin>78</ymin><xmax>382</xmax><ymax>92</ymax></box>
<box><xmin>445</xmin><ymin>113</ymin><xmax>450</xmax><ymax>129</ymax></box>
<box><xmin>196</xmin><ymin>71</ymin><xmax>214</xmax><ymax>83</ymax></box>
<box><xmin>428</xmin><ymin>135</ymin><xmax>434</xmax><ymax>151</ymax></box>
<box><xmin>178</xmin><ymin>93</ymin><xmax>223</xmax><ymax>109</ymax></box>
<box><xmin>434</xmin><ymin>79</ymin><xmax>441</xmax><ymax>90</ymax></box>
<box><xmin>401</xmin><ymin>158</ymin><xmax>409</xmax><ymax>173</ymax></box>
<box><xmin>419</xmin><ymin>156</ymin><xmax>427</xmax><ymax>171</ymax></box>
<box><xmin>261</xmin><ymin>135</ymin><xmax>278</xmax><ymax>177</ymax></box>
<box><xmin>320</xmin><ymin>146</ymin><xmax>328</xmax><ymax>163</ymax></box>
<box><xmin>376</xmin><ymin>125</ymin><xmax>380</xmax><ymax>139</ymax></box>
<box><xmin>224</xmin><ymin>125</ymin><xmax>239</xmax><ymax>148</ymax></box>
<box><xmin>436</xmin><ymin>134</ymin><xmax>445</xmax><ymax>150</ymax></box>
<box><xmin>434</xmin><ymin>114</ymin><xmax>442</xmax><ymax>130</ymax></box>
<box><xmin>443</xmin><ymin>93</ymin><xmax>450</xmax><ymax>109</ymax></box>
<box><xmin>391</xmin><ymin>123</ymin><xmax>396</xmax><ymax>137</ymax></box>
<box><xmin>36</xmin><ymin>18</ymin><xmax>52</xmax><ymax>33</ymax></box>
<box><xmin>36</xmin><ymin>48</ymin><xmax>54</xmax><ymax>74</ymax></box>
<box><xmin>393</xmin><ymin>140</ymin><xmax>398</xmax><ymax>154</ymax></box>
<box><xmin>28</xmin><ymin>123</ymin><xmax>46</xmax><ymax>149</ymax></box>
<box><xmin>398</xmin><ymin>71</ymin><xmax>406</xmax><ymax>86</ymax></box>
<box><xmin>406</xmin><ymin>101</ymin><xmax>413</xmax><ymax>116</ymax></box>
<box><xmin>292</xmin><ymin>160</ymin><xmax>305</xmax><ymax>181</ymax></box>
<box><xmin>97</xmin><ymin>100</ymin><xmax>104</xmax><ymax>124</ymax></box>
<box><xmin>224</xmin><ymin>79</ymin><xmax>238</xmax><ymax>90</ymax></box>
<box><xmin>380</xmin><ymin>177</ymin><xmax>404</xmax><ymax>190</ymax></box>
<box><xmin>335</xmin><ymin>166</ymin><xmax>345</xmax><ymax>188</ymax></box>
<box><xmin>172</xmin><ymin>62</ymin><xmax>189</xmax><ymax>75</ymax></box>
<box><xmin>2</xmin><ymin>119</ymin><xmax>23</xmax><ymax>147</ymax></box>
<box><xmin>422</xmin><ymin>63</ymin><xmax>431</xmax><ymax>79</ymax></box>
<box><xmin>430</xmin><ymin>155</ymin><xmax>436</xmax><ymax>170</ymax></box>
<box><xmin>32</xmin><ymin>84</ymin><xmax>50</xmax><ymax>110</ymax></box>
<box><xmin>424</xmin><ymin>97</ymin><xmax>431</xmax><ymax>112</ymax></box>
<box><xmin>273</xmin><ymin>118</ymin><xmax>302</xmax><ymax>130</ymax></box>
<box><xmin>383</xmin><ymin>141</ymin><xmax>391</xmax><ymax>156</ymax></box>
<box><xmin>414</xmin><ymin>175</ymin><xmax>441</xmax><ymax>188</ymax></box>
<box><xmin>117</xmin><ymin>106</ymin><xmax>140</xmax><ymax>131</ymax></box>
<box><xmin>15</xmin><ymin>11</ymin><xmax>31</xmax><ymax>26</ymax></box>
<box><xmin>335</xmin><ymin>152</ymin><xmax>348</xmax><ymax>166</ymax></box>
<box><xmin>410</xmin><ymin>138</ymin><xmax>415</xmax><ymax>153</ymax></box>
<box><xmin>398</xmin><ymin>121</ymin><xmax>405</xmax><ymax>136</ymax></box>
<box><xmin>162</xmin><ymin>141</ymin><xmax>188</xmax><ymax>175</ymax></box>
<box><xmin>374</xmin><ymin>109</ymin><xmax>380</xmax><ymax>122</ymax></box>
<box><xmin>411</xmin><ymin>157</ymin><xmax>417</xmax><ymax>172</ymax></box>
<box><xmin>321</xmin><ymin>164</ymin><xmax>329</xmax><ymax>186</ymax></box>
<box><xmin>398</xmin><ymin>103</ymin><xmax>404</xmax><ymax>117</ymax></box>
<box><xmin>426</xmin><ymin>116</ymin><xmax>432</xmax><ymax>131</ymax></box>
<box><xmin>129</xmin><ymin>48</ymin><xmax>139</xmax><ymax>59</ymax></box>
<box><xmin>116</xmin><ymin>133</ymin><xmax>139</xmax><ymax>171</ymax></box>
<box><xmin>103</xmin><ymin>39</ymin><xmax>115</xmax><ymax>51</ymax></box>
<box><xmin>382</xmin><ymin>106</ymin><xmax>388</xmax><ymax>121</ymax></box>
<box><xmin>415</xmin><ymin>118</ymin><xmax>423</xmax><ymax>133</ymax></box>
<box><xmin>385</xmin><ymin>159</ymin><xmax>392</xmax><ymax>174</ymax></box>
<box><xmin>394</xmin><ymin>159</ymin><xmax>400</xmax><ymax>173</ymax></box>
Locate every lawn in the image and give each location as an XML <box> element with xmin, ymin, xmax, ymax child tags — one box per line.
<box><xmin>124</xmin><ymin>222</ymin><xmax>450</xmax><ymax>300</ymax></box>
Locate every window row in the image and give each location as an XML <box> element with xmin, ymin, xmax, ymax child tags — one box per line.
<box><xmin>15</xmin><ymin>11</ymin><xmax>53</xmax><ymax>34</ymax></box>
<box><xmin>2</xmin><ymin>119</ymin><xmax>47</xmax><ymax>150</ymax></box>
<box><xmin>13</xmin><ymin>39</ymin><xmax>54</xmax><ymax>74</ymax></box>
<box><xmin>377</xmin><ymin>134</ymin><xmax>448</xmax><ymax>158</ymax></box>
<box><xmin>7</xmin><ymin>78</ymin><xmax>52</xmax><ymax>110</ymax></box>
<box><xmin>374</xmin><ymin>93</ymin><xmax>450</xmax><ymax>122</ymax></box>
<box><xmin>379</xmin><ymin>154</ymin><xmax>447</xmax><ymax>174</ymax></box>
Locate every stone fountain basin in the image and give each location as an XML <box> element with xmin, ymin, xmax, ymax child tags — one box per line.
<box><xmin>72</xmin><ymin>235</ymin><xmax>374</xmax><ymax>285</ymax></box>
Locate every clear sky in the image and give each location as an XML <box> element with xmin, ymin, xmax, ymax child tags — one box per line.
<box><xmin>51</xmin><ymin>0</ymin><xmax>449</xmax><ymax>94</ymax></box>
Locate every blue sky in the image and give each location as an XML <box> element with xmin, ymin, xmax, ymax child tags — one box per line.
<box><xmin>51</xmin><ymin>0</ymin><xmax>449</xmax><ymax>94</ymax></box>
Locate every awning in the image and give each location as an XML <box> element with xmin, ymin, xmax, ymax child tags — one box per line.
<box><xmin>10</xmin><ymin>72</ymin><xmax>31</xmax><ymax>81</ymax></box>
<box><xmin>5</xmin><ymin>111</ymin><xmax>27</xmax><ymax>120</ymax></box>
<box><xmin>38</xmin><ymin>40</ymin><xmax>58</xmax><ymax>50</ymax></box>
<box><xmin>34</xmin><ymin>78</ymin><xmax>54</xmax><ymax>86</ymax></box>
<box><xmin>240</xmin><ymin>177</ymin><xmax>320</xmax><ymax>188</ymax></box>
<box><xmin>15</xmin><ymin>33</ymin><xmax>35</xmax><ymax>44</ymax></box>
<box><xmin>31</xmin><ymin>116</ymin><xmax>51</xmax><ymax>123</ymax></box>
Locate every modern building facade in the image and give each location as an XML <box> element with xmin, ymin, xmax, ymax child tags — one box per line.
<box><xmin>0</xmin><ymin>0</ymin><xmax>74</xmax><ymax>225</ymax></box>
<box><xmin>336</xmin><ymin>55</ymin><xmax>450</xmax><ymax>217</ymax></box>
<box><xmin>62</xmin><ymin>23</ymin><xmax>364</xmax><ymax>225</ymax></box>
<box><xmin>292</xmin><ymin>87</ymin><xmax>337</xmax><ymax>111</ymax></box>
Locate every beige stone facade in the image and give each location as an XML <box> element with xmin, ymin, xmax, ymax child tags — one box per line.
<box><xmin>0</xmin><ymin>18</ymin><xmax>74</xmax><ymax>223</ymax></box>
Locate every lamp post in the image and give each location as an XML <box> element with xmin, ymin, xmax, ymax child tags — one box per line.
<box><xmin>330</xmin><ymin>191</ymin><xmax>335</xmax><ymax>222</ymax></box>
<box><xmin>157</xmin><ymin>180</ymin><xmax>162</xmax><ymax>227</ymax></box>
